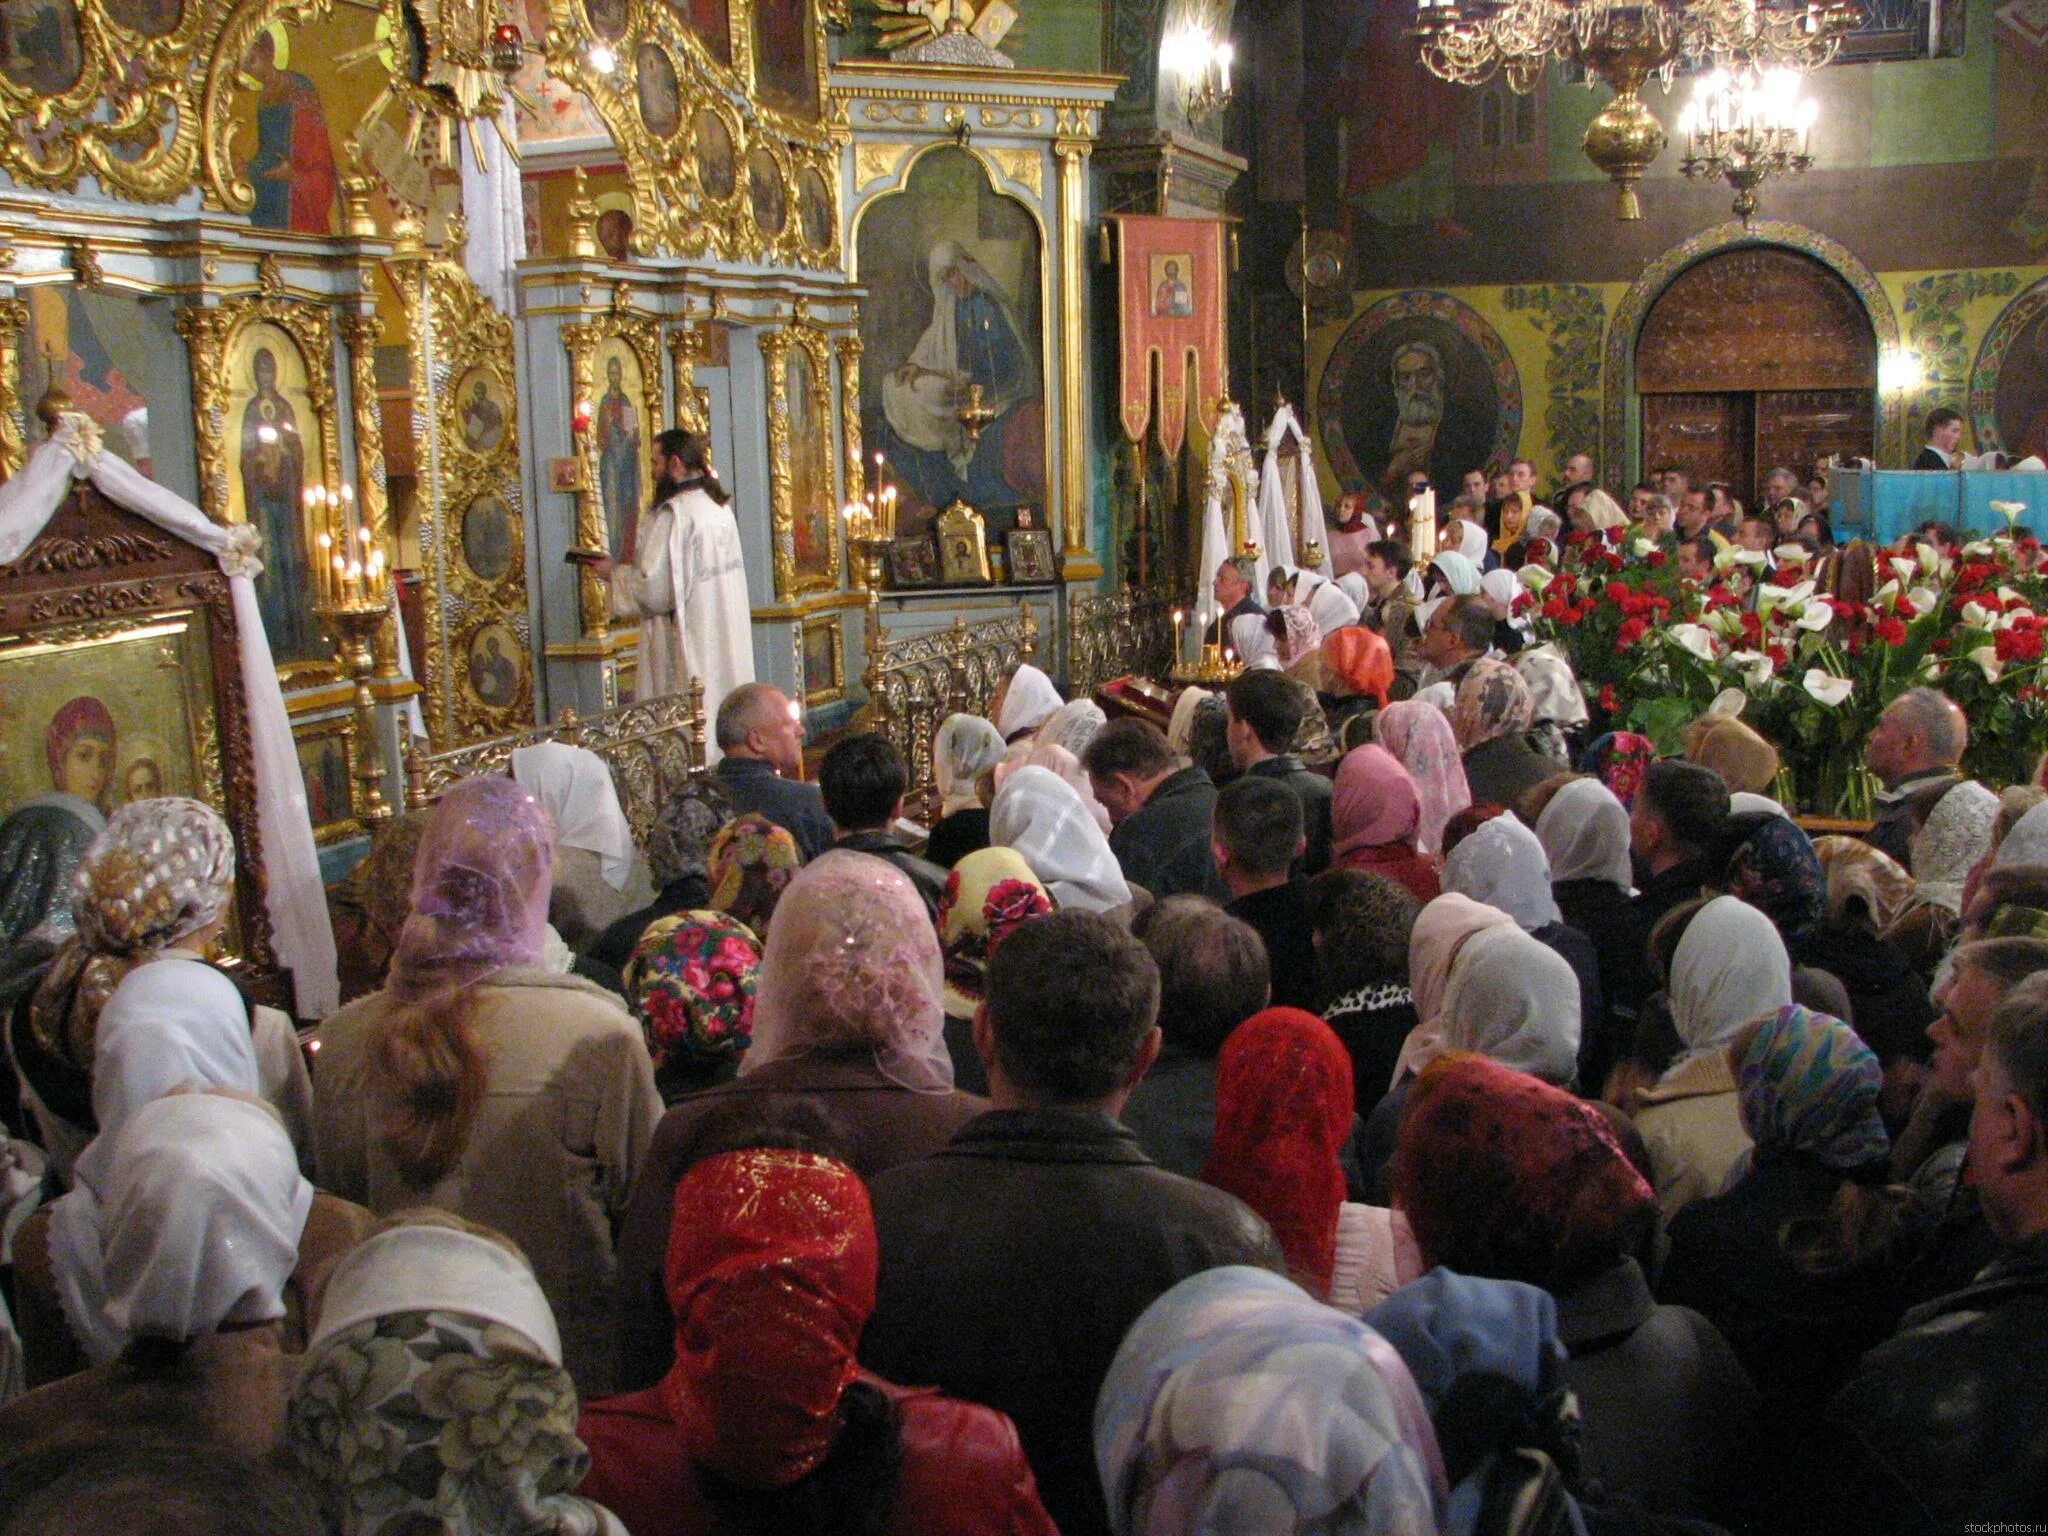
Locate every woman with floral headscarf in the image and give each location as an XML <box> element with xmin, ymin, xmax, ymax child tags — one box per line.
<box><xmin>624</xmin><ymin>910</ymin><xmax>761</xmax><ymax>1103</ymax></box>
<box><xmin>1452</xmin><ymin>658</ymin><xmax>1559</xmax><ymax>813</ymax></box>
<box><xmin>288</xmin><ymin>1214</ymin><xmax>627</xmax><ymax>1536</ymax></box>
<box><xmin>1266</xmin><ymin>604</ymin><xmax>1323</xmax><ymax>687</ymax></box>
<box><xmin>937</xmin><ymin>848</ymin><xmax>1053</xmax><ymax>1097</ymax></box>
<box><xmin>611</xmin><ymin>852</ymin><xmax>989</xmax><ymax>1393</ymax></box>
<box><xmin>1660</xmin><ymin>1007</ymin><xmax>1913</xmax><ymax>1436</ymax></box>
<box><xmin>1373</xmin><ymin>701</ymin><xmax>1470</xmax><ymax>859</ymax></box>
<box><xmin>1395</xmin><ymin>1053</ymin><xmax>1758</xmax><ymax>1521</ymax></box>
<box><xmin>589</xmin><ymin>777</ymin><xmax>737</xmax><ymax>975</ymax></box>
<box><xmin>706</xmin><ymin>812</ymin><xmax>800</xmax><ymax>935</ymax></box>
<box><xmin>1580</xmin><ymin>731</ymin><xmax>1656</xmax><ymax>810</ymax></box>
<box><xmin>312</xmin><ymin>776</ymin><xmax>662</xmax><ymax>1395</ymax></box>
<box><xmin>581</xmin><ymin>1148</ymin><xmax>1056</xmax><ymax>1536</ymax></box>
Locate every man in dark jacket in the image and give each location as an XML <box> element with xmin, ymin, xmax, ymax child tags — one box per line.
<box><xmin>817</xmin><ymin>732</ymin><xmax>948</xmax><ymax>918</ymax></box>
<box><xmin>1805</xmin><ymin>974</ymin><xmax>2048</xmax><ymax>1534</ymax></box>
<box><xmin>1213</xmin><ymin>775</ymin><xmax>1319</xmax><ymax>1012</ymax></box>
<box><xmin>709</xmin><ymin>682</ymin><xmax>834</xmax><ymax>861</ymax></box>
<box><xmin>1611</xmin><ymin>760</ymin><xmax>1728</xmax><ymax>1028</ymax></box>
<box><xmin>1082</xmin><ymin>718</ymin><xmax>1224</xmax><ymax>899</ymax></box>
<box><xmin>1863</xmin><ymin>686</ymin><xmax>1969</xmax><ymax>870</ymax></box>
<box><xmin>1224</xmin><ymin>669</ymin><xmax>1332</xmax><ymax>876</ymax></box>
<box><xmin>862</xmin><ymin>912</ymin><xmax>1285</xmax><ymax>1536</ymax></box>
<box><xmin>1202</xmin><ymin>553</ymin><xmax>1264</xmax><ymax>647</ymax></box>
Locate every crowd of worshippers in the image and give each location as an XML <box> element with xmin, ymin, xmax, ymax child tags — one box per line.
<box><xmin>6</xmin><ymin>505</ymin><xmax>2048</xmax><ymax>1533</ymax></box>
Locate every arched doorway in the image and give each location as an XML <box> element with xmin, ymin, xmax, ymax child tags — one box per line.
<box><xmin>1635</xmin><ymin>247</ymin><xmax>1876</xmax><ymax>507</ymax></box>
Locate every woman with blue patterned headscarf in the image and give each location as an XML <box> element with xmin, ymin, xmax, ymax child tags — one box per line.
<box><xmin>1096</xmin><ymin>1266</ymin><xmax>1447</xmax><ymax>1536</ymax></box>
<box><xmin>1660</xmin><ymin>1007</ymin><xmax>1915</xmax><ymax>1439</ymax></box>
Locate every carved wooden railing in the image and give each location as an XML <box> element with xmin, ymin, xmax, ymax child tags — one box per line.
<box><xmin>861</xmin><ymin>601</ymin><xmax>1037</xmax><ymax>816</ymax></box>
<box><xmin>1068</xmin><ymin>585</ymin><xmax>1186</xmax><ymax>699</ymax></box>
<box><xmin>402</xmin><ymin>678</ymin><xmax>707</xmax><ymax>850</ymax></box>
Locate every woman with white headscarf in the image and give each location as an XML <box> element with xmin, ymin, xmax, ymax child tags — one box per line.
<box><xmin>1516</xmin><ymin>643</ymin><xmax>1588</xmax><ymax>762</ymax></box>
<box><xmin>1911</xmin><ymin>779</ymin><xmax>2000</xmax><ymax>913</ymax></box>
<box><xmin>1</xmin><ymin>1094</ymin><xmax>328</xmax><ymax>1456</ymax></box>
<box><xmin>512</xmin><ymin>741</ymin><xmax>655</xmax><ymax>952</ymax></box>
<box><xmin>609</xmin><ymin>850</ymin><xmax>988</xmax><ymax>1391</ymax></box>
<box><xmin>1228</xmin><ymin>610</ymin><xmax>1280</xmax><ymax>671</ymax></box>
<box><xmin>1626</xmin><ymin>895</ymin><xmax>1794</xmax><ymax>1219</ymax></box>
<box><xmin>991</xmin><ymin>764</ymin><xmax>1134</xmax><ymax>916</ymax></box>
<box><xmin>1038</xmin><ymin>698</ymin><xmax>1108</xmax><ymax>762</ymax></box>
<box><xmin>928</xmin><ymin>712</ymin><xmax>1007</xmax><ymax>868</ymax></box>
<box><xmin>1425</xmin><ymin>550</ymin><xmax>1482</xmax><ymax>598</ymax></box>
<box><xmin>994</xmin><ymin>662</ymin><xmax>1063</xmax><ymax>742</ymax></box>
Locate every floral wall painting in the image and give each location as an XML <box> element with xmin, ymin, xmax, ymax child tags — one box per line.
<box><xmin>225</xmin><ymin>323</ymin><xmax>324</xmax><ymax>665</ymax></box>
<box><xmin>857</xmin><ymin>146</ymin><xmax>1045</xmax><ymax>534</ymax></box>
<box><xmin>0</xmin><ymin>0</ymin><xmax>84</xmax><ymax>94</ymax></box>
<box><xmin>751</xmin><ymin>0</ymin><xmax>813</xmax><ymax>115</ymax></box>
<box><xmin>239</xmin><ymin>24</ymin><xmax>339</xmax><ymax>235</ymax></box>
<box><xmin>24</xmin><ymin>286</ymin><xmax>197</xmax><ymax>503</ymax></box>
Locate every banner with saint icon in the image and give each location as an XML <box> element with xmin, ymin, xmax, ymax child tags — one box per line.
<box><xmin>1112</xmin><ymin>215</ymin><xmax>1228</xmax><ymax>459</ymax></box>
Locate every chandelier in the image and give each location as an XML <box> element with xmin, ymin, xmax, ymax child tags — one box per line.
<box><xmin>1678</xmin><ymin>64</ymin><xmax>1818</xmax><ymax>221</ymax></box>
<box><xmin>1413</xmin><ymin>0</ymin><xmax>1857</xmax><ymax>219</ymax></box>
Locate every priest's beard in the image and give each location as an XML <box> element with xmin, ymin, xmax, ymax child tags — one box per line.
<box><xmin>1395</xmin><ymin>381</ymin><xmax>1444</xmax><ymax>428</ymax></box>
<box><xmin>655</xmin><ymin>469</ymin><xmax>690</xmax><ymax>501</ymax></box>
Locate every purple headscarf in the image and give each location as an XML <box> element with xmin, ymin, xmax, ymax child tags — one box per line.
<box><xmin>385</xmin><ymin>777</ymin><xmax>554</xmax><ymax>1005</ymax></box>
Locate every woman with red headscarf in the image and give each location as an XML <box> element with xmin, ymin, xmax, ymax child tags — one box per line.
<box><xmin>1320</xmin><ymin>626</ymin><xmax>1394</xmax><ymax>744</ymax></box>
<box><xmin>578</xmin><ymin>1146</ymin><xmax>1057</xmax><ymax>1536</ymax></box>
<box><xmin>1202</xmin><ymin>1009</ymin><xmax>1421</xmax><ymax>1315</ymax></box>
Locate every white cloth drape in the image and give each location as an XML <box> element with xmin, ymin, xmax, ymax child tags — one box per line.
<box><xmin>1257</xmin><ymin>404</ymin><xmax>1321</xmax><ymax>577</ymax></box>
<box><xmin>460</xmin><ymin>102</ymin><xmax>527</xmax><ymax>318</ymax></box>
<box><xmin>0</xmin><ymin>420</ymin><xmax>339</xmax><ymax>1016</ymax></box>
<box><xmin>511</xmin><ymin>741</ymin><xmax>636</xmax><ymax>891</ymax></box>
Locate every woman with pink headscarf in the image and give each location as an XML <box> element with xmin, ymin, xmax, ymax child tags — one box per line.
<box><xmin>1329</xmin><ymin>744</ymin><xmax>1441</xmax><ymax>903</ymax></box>
<box><xmin>312</xmin><ymin>776</ymin><xmax>663</xmax><ymax>1396</ymax></box>
<box><xmin>1373</xmin><ymin>699</ymin><xmax>1472</xmax><ymax>858</ymax></box>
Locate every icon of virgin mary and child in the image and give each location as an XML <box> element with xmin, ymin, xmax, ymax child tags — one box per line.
<box><xmin>879</xmin><ymin>239</ymin><xmax>1042</xmax><ymax>515</ymax></box>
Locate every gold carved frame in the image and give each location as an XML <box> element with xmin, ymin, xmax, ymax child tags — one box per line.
<box><xmin>292</xmin><ymin>711</ymin><xmax>359</xmax><ymax>844</ymax></box>
<box><xmin>390</xmin><ymin>247</ymin><xmax>534</xmax><ymax>744</ymax></box>
<box><xmin>536</xmin><ymin>0</ymin><xmax>841</xmax><ymax>266</ymax></box>
<box><xmin>563</xmin><ymin>289</ymin><xmax>664</xmax><ymax>639</ymax></box>
<box><xmin>176</xmin><ymin>282</ymin><xmax>344</xmax><ymax>689</ymax></box>
<box><xmin>760</xmin><ymin>320</ymin><xmax>843</xmax><ymax>599</ymax></box>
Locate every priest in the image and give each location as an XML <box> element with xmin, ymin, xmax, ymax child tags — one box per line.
<box><xmin>596</xmin><ymin>428</ymin><xmax>755</xmax><ymax>760</ymax></box>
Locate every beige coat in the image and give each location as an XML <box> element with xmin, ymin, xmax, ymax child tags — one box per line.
<box><xmin>311</xmin><ymin>966</ymin><xmax>661</xmax><ymax>1396</ymax></box>
<box><xmin>1631</xmin><ymin>1051</ymin><xmax>1753</xmax><ymax>1223</ymax></box>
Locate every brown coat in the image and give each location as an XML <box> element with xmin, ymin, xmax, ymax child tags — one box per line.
<box><xmin>311</xmin><ymin>966</ymin><xmax>661</xmax><ymax>1396</ymax></box>
<box><xmin>612</xmin><ymin>1050</ymin><xmax>987</xmax><ymax>1392</ymax></box>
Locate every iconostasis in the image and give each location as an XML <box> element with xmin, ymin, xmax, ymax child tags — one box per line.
<box><xmin>0</xmin><ymin>0</ymin><xmax>1118</xmax><ymax>847</ymax></box>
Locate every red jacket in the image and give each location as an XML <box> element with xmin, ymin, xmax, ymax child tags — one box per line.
<box><xmin>577</xmin><ymin>1374</ymin><xmax>1059</xmax><ymax>1536</ymax></box>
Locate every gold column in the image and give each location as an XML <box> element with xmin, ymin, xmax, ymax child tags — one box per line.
<box><xmin>340</xmin><ymin>306</ymin><xmax>401</xmax><ymax>678</ymax></box>
<box><xmin>666</xmin><ymin>322</ymin><xmax>707</xmax><ymax>432</ymax></box>
<box><xmin>562</xmin><ymin>322</ymin><xmax>612</xmax><ymax>640</ymax></box>
<box><xmin>834</xmin><ymin>329</ymin><xmax>864</xmax><ymax>532</ymax></box>
<box><xmin>1054</xmin><ymin>133</ymin><xmax>1094</xmax><ymax>569</ymax></box>
<box><xmin>0</xmin><ymin>298</ymin><xmax>27</xmax><ymax>479</ymax></box>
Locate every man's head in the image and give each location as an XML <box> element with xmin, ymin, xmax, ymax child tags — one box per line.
<box><xmin>1363</xmin><ymin>539</ymin><xmax>1412</xmax><ymax>598</ymax></box>
<box><xmin>1737</xmin><ymin>515</ymin><xmax>1776</xmax><ymax>554</ymax></box>
<box><xmin>715</xmin><ymin>682</ymin><xmax>804</xmax><ymax>774</ymax></box>
<box><xmin>1630</xmin><ymin>759</ymin><xmax>1730</xmax><ymax>875</ymax></box>
<box><xmin>1392</xmin><ymin>342</ymin><xmax>1445</xmax><ymax>427</ymax></box>
<box><xmin>1926</xmin><ymin>406</ymin><xmax>1965</xmax><ymax>454</ymax></box>
<box><xmin>1656</xmin><ymin>464</ymin><xmax>1690</xmax><ymax>498</ymax></box>
<box><xmin>1561</xmin><ymin>452</ymin><xmax>1594</xmax><ymax>486</ymax></box>
<box><xmin>653</xmin><ymin>426</ymin><xmax>714</xmax><ymax>499</ymax></box>
<box><xmin>1629</xmin><ymin>481</ymin><xmax>1659</xmax><ymax>521</ymax></box>
<box><xmin>1637</xmin><ymin>494</ymin><xmax>1675</xmax><ymax>541</ymax></box>
<box><xmin>1082</xmin><ymin>718</ymin><xmax>1181</xmax><ymax>826</ymax></box>
<box><xmin>1212</xmin><ymin>554</ymin><xmax>1256</xmax><ymax>611</ymax></box>
<box><xmin>818</xmin><ymin>733</ymin><xmax>907</xmax><ymax>834</ymax></box>
<box><xmin>978</xmin><ymin>910</ymin><xmax>1162</xmax><ymax>1112</ymax></box>
<box><xmin>1462</xmin><ymin>469</ymin><xmax>1489</xmax><ymax>502</ymax></box>
<box><xmin>1224</xmin><ymin>670</ymin><xmax>1309</xmax><ymax>768</ymax></box>
<box><xmin>1676</xmin><ymin>488</ymin><xmax>1713</xmax><ymax>536</ymax></box>
<box><xmin>1131</xmin><ymin>895</ymin><xmax>1270</xmax><ymax>1057</ymax></box>
<box><xmin>1507</xmin><ymin>458</ymin><xmax>1536</xmax><ymax>495</ymax></box>
<box><xmin>1211</xmin><ymin>775</ymin><xmax>1303</xmax><ymax>894</ymax></box>
<box><xmin>1164</xmin><ymin>260</ymin><xmax>1180</xmax><ymax>279</ymax></box>
<box><xmin>1805</xmin><ymin>472</ymin><xmax>1831</xmax><ymax>509</ymax></box>
<box><xmin>1419</xmin><ymin>593</ymin><xmax>1495</xmax><ymax>669</ymax></box>
<box><xmin>1707</xmin><ymin>483</ymin><xmax>1737</xmax><ymax>521</ymax></box>
<box><xmin>1970</xmin><ymin>972</ymin><xmax>2048</xmax><ymax>1244</ymax></box>
<box><xmin>1763</xmin><ymin>466</ymin><xmax>1798</xmax><ymax>507</ymax></box>
<box><xmin>1866</xmin><ymin>686</ymin><xmax>1967</xmax><ymax>786</ymax></box>
<box><xmin>1931</xmin><ymin>938</ymin><xmax>2048</xmax><ymax>1099</ymax></box>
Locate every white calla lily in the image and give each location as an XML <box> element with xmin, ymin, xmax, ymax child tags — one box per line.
<box><xmin>1991</xmin><ymin>500</ymin><xmax>2028</xmax><ymax>523</ymax></box>
<box><xmin>1961</xmin><ymin>601</ymin><xmax>1997</xmax><ymax>631</ymax></box>
<box><xmin>1774</xmin><ymin>544</ymin><xmax>1810</xmax><ymax>565</ymax></box>
<box><xmin>1703</xmin><ymin>607</ymin><xmax>1747</xmax><ymax>638</ymax></box>
<box><xmin>1713</xmin><ymin>546</ymin><xmax>1740</xmax><ymax>572</ymax></box>
<box><xmin>1963</xmin><ymin>540</ymin><xmax>1999</xmax><ymax>558</ymax></box>
<box><xmin>1631</xmin><ymin>537</ymin><xmax>1658</xmax><ymax>558</ymax></box>
<box><xmin>1667</xmin><ymin>623</ymin><xmax>1720</xmax><ymax>661</ymax></box>
<box><xmin>1519</xmin><ymin>564</ymin><xmax>1554</xmax><ymax>590</ymax></box>
<box><xmin>1908</xmin><ymin>587</ymin><xmax>1939</xmax><ymax>614</ymax></box>
<box><xmin>1890</xmin><ymin>557</ymin><xmax>1919</xmax><ymax>583</ymax></box>
<box><xmin>1803</xmin><ymin>670</ymin><xmax>1854</xmax><ymax>706</ymax></box>
<box><xmin>1729</xmin><ymin>650</ymin><xmax>1775</xmax><ymax>687</ymax></box>
<box><xmin>1732</xmin><ymin>548</ymin><xmax>1769</xmax><ymax>567</ymax></box>
<box><xmin>1794</xmin><ymin>599</ymin><xmax>1836</xmax><ymax>632</ymax></box>
<box><xmin>1917</xmin><ymin>542</ymin><xmax>1944</xmax><ymax>575</ymax></box>
<box><xmin>1970</xmin><ymin>646</ymin><xmax>2004</xmax><ymax>682</ymax></box>
<box><xmin>1709</xmin><ymin>687</ymin><xmax>1749</xmax><ymax>717</ymax></box>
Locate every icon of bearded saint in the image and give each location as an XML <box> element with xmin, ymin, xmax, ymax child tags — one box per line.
<box><xmin>1384</xmin><ymin>340</ymin><xmax>1445</xmax><ymax>491</ymax></box>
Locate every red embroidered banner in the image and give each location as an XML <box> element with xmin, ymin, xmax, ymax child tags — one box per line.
<box><xmin>1113</xmin><ymin>215</ymin><xmax>1228</xmax><ymax>458</ymax></box>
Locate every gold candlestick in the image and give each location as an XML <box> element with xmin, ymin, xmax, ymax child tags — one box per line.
<box><xmin>957</xmin><ymin>383</ymin><xmax>997</xmax><ymax>444</ymax></box>
<box><xmin>320</xmin><ymin>596</ymin><xmax>395</xmax><ymax>830</ymax></box>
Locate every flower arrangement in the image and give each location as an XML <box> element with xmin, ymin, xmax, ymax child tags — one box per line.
<box><xmin>1527</xmin><ymin>515</ymin><xmax>2048</xmax><ymax>814</ymax></box>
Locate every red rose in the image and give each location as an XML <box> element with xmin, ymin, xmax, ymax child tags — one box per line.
<box><xmin>1600</xmin><ymin>684</ymin><xmax>1619</xmax><ymax>712</ymax></box>
<box><xmin>1876</xmin><ymin>616</ymin><xmax>1907</xmax><ymax>646</ymax></box>
<box><xmin>1647</xmin><ymin>550</ymin><xmax>1668</xmax><ymax>569</ymax></box>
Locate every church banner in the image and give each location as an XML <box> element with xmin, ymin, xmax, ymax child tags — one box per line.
<box><xmin>1113</xmin><ymin>216</ymin><xmax>1228</xmax><ymax>458</ymax></box>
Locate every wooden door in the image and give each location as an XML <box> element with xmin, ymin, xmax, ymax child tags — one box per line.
<box><xmin>1756</xmin><ymin>390</ymin><xmax>1874</xmax><ymax>492</ymax></box>
<box><xmin>1642</xmin><ymin>392</ymin><xmax>1753</xmax><ymax>493</ymax></box>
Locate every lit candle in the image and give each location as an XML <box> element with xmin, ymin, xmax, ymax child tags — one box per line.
<box><xmin>317</xmin><ymin>531</ymin><xmax>333</xmax><ymax>605</ymax></box>
<box><xmin>1173</xmin><ymin>608</ymin><xmax>1185</xmax><ymax>662</ymax></box>
<box><xmin>882</xmin><ymin>485</ymin><xmax>897</xmax><ymax>540</ymax></box>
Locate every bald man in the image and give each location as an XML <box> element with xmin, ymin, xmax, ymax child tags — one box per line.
<box><xmin>1865</xmin><ymin>686</ymin><xmax>1970</xmax><ymax>869</ymax></box>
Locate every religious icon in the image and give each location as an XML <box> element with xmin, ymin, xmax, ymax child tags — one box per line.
<box><xmin>678</xmin><ymin>0</ymin><xmax>732</xmax><ymax>63</ymax></box>
<box><xmin>889</xmin><ymin>535</ymin><xmax>937</xmax><ymax>587</ymax></box>
<box><xmin>122</xmin><ymin>743</ymin><xmax>167</xmax><ymax>803</ymax></box>
<box><xmin>1985</xmin><ymin>294</ymin><xmax>2048</xmax><ymax>464</ymax></box>
<box><xmin>801</xmin><ymin>618</ymin><xmax>841</xmax><ymax>705</ymax></box>
<box><xmin>748</xmin><ymin>148</ymin><xmax>787</xmax><ymax>236</ymax></box>
<box><xmin>1149</xmin><ymin>254</ymin><xmax>1195</xmax><ymax>318</ymax></box>
<box><xmin>0</xmin><ymin>0</ymin><xmax>83</xmax><ymax>94</ymax></box>
<box><xmin>596</xmin><ymin>205</ymin><xmax>634</xmax><ymax>261</ymax></box>
<box><xmin>750</xmin><ymin>0</ymin><xmax>813</xmax><ymax>114</ymax></box>
<box><xmin>592</xmin><ymin>344</ymin><xmax>646</xmax><ymax>556</ymax></box>
<box><xmin>693</xmin><ymin>108</ymin><xmax>736</xmax><ymax>200</ymax></box>
<box><xmin>936</xmin><ymin>500</ymin><xmax>990</xmax><ymax>584</ymax></box>
<box><xmin>583</xmin><ymin>0</ymin><xmax>626</xmax><ymax>41</ymax></box>
<box><xmin>635</xmin><ymin>42</ymin><xmax>681</xmax><ymax>139</ymax></box>
<box><xmin>1005</xmin><ymin>526</ymin><xmax>1055</xmax><ymax>583</ymax></box>
<box><xmin>456</xmin><ymin>368</ymin><xmax>508</xmax><ymax>453</ymax></box>
<box><xmin>862</xmin><ymin>147</ymin><xmax>1044</xmax><ymax>532</ymax></box>
<box><xmin>294</xmin><ymin>721</ymin><xmax>354</xmax><ymax>838</ymax></box>
<box><xmin>465</xmin><ymin>623</ymin><xmax>523</xmax><ymax>710</ymax></box>
<box><xmin>786</xmin><ymin>345</ymin><xmax>834</xmax><ymax>581</ymax></box>
<box><xmin>461</xmin><ymin>493</ymin><xmax>515</xmax><ymax>583</ymax></box>
<box><xmin>240</xmin><ymin>24</ymin><xmax>338</xmax><ymax>235</ymax></box>
<box><xmin>26</xmin><ymin>287</ymin><xmax>194</xmax><ymax>499</ymax></box>
<box><xmin>798</xmin><ymin>166</ymin><xmax>832</xmax><ymax>253</ymax></box>
<box><xmin>229</xmin><ymin>328</ymin><xmax>322</xmax><ymax>664</ymax></box>
<box><xmin>104</xmin><ymin>0</ymin><xmax>181</xmax><ymax>36</ymax></box>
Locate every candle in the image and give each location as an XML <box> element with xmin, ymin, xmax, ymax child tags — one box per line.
<box><xmin>1173</xmin><ymin>608</ymin><xmax>1185</xmax><ymax>663</ymax></box>
<box><xmin>316</xmin><ymin>532</ymin><xmax>333</xmax><ymax>605</ymax></box>
<box><xmin>882</xmin><ymin>485</ymin><xmax>897</xmax><ymax>540</ymax></box>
